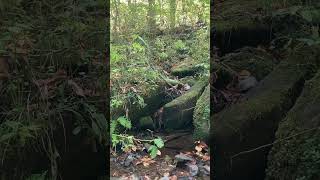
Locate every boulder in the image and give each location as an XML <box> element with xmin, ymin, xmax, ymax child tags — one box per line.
<box><xmin>211</xmin><ymin>45</ymin><xmax>320</xmax><ymax>180</ymax></box>
<box><xmin>138</xmin><ymin>116</ymin><xmax>154</xmax><ymax>130</ymax></box>
<box><xmin>214</xmin><ymin>0</ymin><xmax>272</xmax><ymax>54</ymax></box>
<box><xmin>193</xmin><ymin>85</ymin><xmax>210</xmax><ymax>141</ymax></box>
<box><xmin>212</xmin><ymin>47</ymin><xmax>276</xmax><ymax>90</ymax></box>
<box><xmin>266</xmin><ymin>71</ymin><xmax>320</xmax><ymax>180</ymax></box>
<box><xmin>163</xmin><ymin>79</ymin><xmax>208</xmax><ymax>130</ymax></box>
<box><xmin>221</xmin><ymin>47</ymin><xmax>277</xmax><ymax>81</ymax></box>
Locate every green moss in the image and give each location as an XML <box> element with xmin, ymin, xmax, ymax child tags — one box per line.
<box><xmin>163</xmin><ymin>78</ymin><xmax>208</xmax><ymax>130</ymax></box>
<box><xmin>214</xmin><ymin>0</ymin><xmax>264</xmax><ymax>32</ymax></box>
<box><xmin>211</xmin><ymin>45</ymin><xmax>320</xmax><ymax>179</ymax></box>
<box><xmin>221</xmin><ymin>47</ymin><xmax>276</xmax><ymax>80</ymax></box>
<box><xmin>266</xmin><ymin>72</ymin><xmax>320</xmax><ymax>180</ymax></box>
<box><xmin>171</xmin><ymin>58</ymin><xmax>203</xmax><ymax>77</ymax></box>
<box><xmin>193</xmin><ymin>85</ymin><xmax>210</xmax><ymax>141</ymax></box>
<box><xmin>138</xmin><ymin>116</ymin><xmax>154</xmax><ymax>130</ymax></box>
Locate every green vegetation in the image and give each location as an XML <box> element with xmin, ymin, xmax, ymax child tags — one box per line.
<box><xmin>110</xmin><ymin>0</ymin><xmax>209</xmax><ymax>159</ymax></box>
<box><xmin>0</xmin><ymin>0</ymin><xmax>106</xmax><ymax>179</ymax></box>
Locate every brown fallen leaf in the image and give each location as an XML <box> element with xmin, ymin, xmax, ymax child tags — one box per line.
<box><xmin>134</xmin><ymin>156</ymin><xmax>156</xmax><ymax>167</ymax></box>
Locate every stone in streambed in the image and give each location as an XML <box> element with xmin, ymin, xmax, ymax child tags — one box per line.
<box><xmin>238</xmin><ymin>76</ymin><xmax>258</xmax><ymax>92</ymax></box>
<box><xmin>175</xmin><ymin>154</ymin><xmax>195</xmax><ymax>162</ymax></box>
<box><xmin>186</xmin><ymin>163</ymin><xmax>199</xmax><ymax>176</ymax></box>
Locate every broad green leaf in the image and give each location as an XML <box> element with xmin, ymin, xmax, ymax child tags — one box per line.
<box><xmin>154</xmin><ymin>138</ymin><xmax>164</xmax><ymax>148</ymax></box>
<box><xmin>110</xmin><ymin>120</ymin><xmax>118</xmax><ymax>135</ymax></box>
<box><xmin>117</xmin><ymin>116</ymin><xmax>132</xmax><ymax>129</ymax></box>
<box><xmin>148</xmin><ymin>145</ymin><xmax>158</xmax><ymax>159</ymax></box>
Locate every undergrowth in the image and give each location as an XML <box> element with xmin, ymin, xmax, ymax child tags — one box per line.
<box><xmin>0</xmin><ymin>0</ymin><xmax>107</xmax><ymax>179</ymax></box>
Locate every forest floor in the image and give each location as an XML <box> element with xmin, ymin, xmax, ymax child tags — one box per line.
<box><xmin>110</xmin><ymin>131</ymin><xmax>210</xmax><ymax>180</ymax></box>
<box><xmin>110</xmin><ymin>23</ymin><xmax>210</xmax><ymax>179</ymax></box>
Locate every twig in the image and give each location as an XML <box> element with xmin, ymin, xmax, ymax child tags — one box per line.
<box><xmin>231</xmin><ymin>126</ymin><xmax>320</xmax><ymax>160</ymax></box>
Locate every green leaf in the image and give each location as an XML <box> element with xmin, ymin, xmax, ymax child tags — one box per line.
<box><xmin>154</xmin><ymin>138</ymin><xmax>164</xmax><ymax>148</ymax></box>
<box><xmin>148</xmin><ymin>145</ymin><xmax>158</xmax><ymax>159</ymax></box>
<box><xmin>110</xmin><ymin>120</ymin><xmax>118</xmax><ymax>135</ymax></box>
<box><xmin>117</xmin><ymin>116</ymin><xmax>132</xmax><ymax>129</ymax></box>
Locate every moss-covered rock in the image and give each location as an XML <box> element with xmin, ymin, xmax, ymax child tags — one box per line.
<box><xmin>163</xmin><ymin>78</ymin><xmax>208</xmax><ymax>130</ymax></box>
<box><xmin>193</xmin><ymin>85</ymin><xmax>210</xmax><ymax>141</ymax></box>
<box><xmin>171</xmin><ymin>58</ymin><xmax>204</xmax><ymax>77</ymax></box>
<box><xmin>214</xmin><ymin>0</ymin><xmax>271</xmax><ymax>54</ymax></box>
<box><xmin>179</xmin><ymin>76</ymin><xmax>198</xmax><ymax>86</ymax></box>
<box><xmin>211</xmin><ymin>45</ymin><xmax>320</xmax><ymax>180</ymax></box>
<box><xmin>221</xmin><ymin>47</ymin><xmax>277</xmax><ymax>80</ymax></box>
<box><xmin>266</xmin><ymin>71</ymin><xmax>320</xmax><ymax>180</ymax></box>
<box><xmin>138</xmin><ymin>116</ymin><xmax>154</xmax><ymax>130</ymax></box>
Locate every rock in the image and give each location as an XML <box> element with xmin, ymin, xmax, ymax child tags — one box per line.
<box><xmin>171</xmin><ymin>58</ymin><xmax>204</xmax><ymax>77</ymax></box>
<box><xmin>124</xmin><ymin>154</ymin><xmax>134</xmax><ymax>167</ymax></box>
<box><xmin>179</xmin><ymin>76</ymin><xmax>198</xmax><ymax>87</ymax></box>
<box><xmin>177</xmin><ymin>176</ymin><xmax>192</xmax><ymax>180</ymax></box>
<box><xmin>193</xmin><ymin>85</ymin><xmax>210</xmax><ymax>141</ymax></box>
<box><xmin>128</xmin><ymin>174</ymin><xmax>140</xmax><ymax>180</ymax></box>
<box><xmin>186</xmin><ymin>163</ymin><xmax>199</xmax><ymax>176</ymax></box>
<box><xmin>159</xmin><ymin>176</ymin><xmax>170</xmax><ymax>180</ymax></box>
<box><xmin>175</xmin><ymin>154</ymin><xmax>195</xmax><ymax>162</ymax></box>
<box><xmin>138</xmin><ymin>116</ymin><xmax>154</xmax><ymax>130</ymax></box>
<box><xmin>214</xmin><ymin>0</ymin><xmax>271</xmax><ymax>54</ymax></box>
<box><xmin>110</xmin><ymin>177</ymin><xmax>122</xmax><ymax>180</ymax></box>
<box><xmin>238</xmin><ymin>76</ymin><xmax>258</xmax><ymax>92</ymax></box>
<box><xmin>200</xmin><ymin>165</ymin><xmax>210</xmax><ymax>175</ymax></box>
<box><xmin>221</xmin><ymin>47</ymin><xmax>277</xmax><ymax>81</ymax></box>
<box><xmin>267</xmin><ymin>5</ymin><xmax>320</xmax><ymax>38</ymax></box>
<box><xmin>266</xmin><ymin>71</ymin><xmax>320</xmax><ymax>180</ymax></box>
<box><xmin>211</xmin><ymin>45</ymin><xmax>320</xmax><ymax>180</ymax></box>
<box><xmin>163</xmin><ymin>79</ymin><xmax>208</xmax><ymax>130</ymax></box>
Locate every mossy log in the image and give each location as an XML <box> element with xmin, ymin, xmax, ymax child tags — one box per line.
<box><xmin>266</xmin><ymin>71</ymin><xmax>320</xmax><ymax>180</ymax></box>
<box><xmin>211</xmin><ymin>45</ymin><xmax>320</xmax><ymax>180</ymax></box>
<box><xmin>111</xmin><ymin>82</ymin><xmax>172</xmax><ymax>125</ymax></box>
<box><xmin>171</xmin><ymin>57</ymin><xmax>204</xmax><ymax>78</ymax></box>
<box><xmin>163</xmin><ymin>79</ymin><xmax>208</xmax><ymax>130</ymax></box>
<box><xmin>193</xmin><ymin>85</ymin><xmax>210</xmax><ymax>141</ymax></box>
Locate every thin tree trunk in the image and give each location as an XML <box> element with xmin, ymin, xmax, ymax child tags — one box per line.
<box><xmin>148</xmin><ymin>0</ymin><xmax>156</xmax><ymax>33</ymax></box>
<box><xmin>169</xmin><ymin>0</ymin><xmax>176</xmax><ymax>29</ymax></box>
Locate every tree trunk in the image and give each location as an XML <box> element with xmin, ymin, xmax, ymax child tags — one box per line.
<box><xmin>169</xmin><ymin>0</ymin><xmax>176</xmax><ymax>29</ymax></box>
<box><xmin>148</xmin><ymin>0</ymin><xmax>156</xmax><ymax>33</ymax></box>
